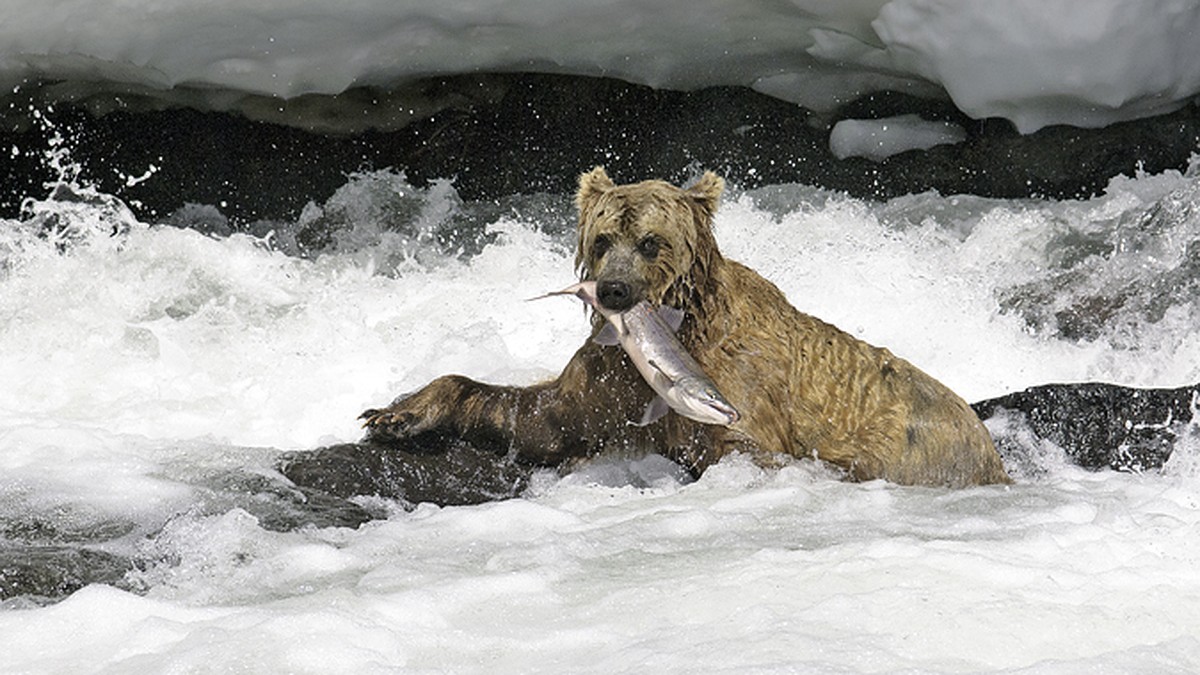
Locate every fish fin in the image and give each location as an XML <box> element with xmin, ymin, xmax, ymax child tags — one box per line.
<box><xmin>657</xmin><ymin>305</ymin><xmax>685</xmax><ymax>332</ymax></box>
<box><xmin>593</xmin><ymin>323</ymin><xmax>620</xmax><ymax>346</ymax></box>
<box><xmin>632</xmin><ymin>396</ymin><xmax>671</xmax><ymax>426</ymax></box>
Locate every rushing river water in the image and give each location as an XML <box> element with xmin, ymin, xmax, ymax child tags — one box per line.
<box><xmin>2</xmin><ymin>133</ymin><xmax>1200</xmax><ymax>672</ymax></box>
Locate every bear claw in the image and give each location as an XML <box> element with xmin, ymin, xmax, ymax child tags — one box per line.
<box><xmin>360</xmin><ymin>409</ymin><xmax>423</xmax><ymax>438</ymax></box>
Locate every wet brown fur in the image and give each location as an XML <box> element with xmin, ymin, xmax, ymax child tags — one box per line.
<box><xmin>362</xmin><ymin>168</ymin><xmax>1011</xmax><ymax>487</ymax></box>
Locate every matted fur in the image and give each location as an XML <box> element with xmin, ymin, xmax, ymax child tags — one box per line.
<box><xmin>363</xmin><ymin>168</ymin><xmax>1010</xmax><ymax>487</ymax></box>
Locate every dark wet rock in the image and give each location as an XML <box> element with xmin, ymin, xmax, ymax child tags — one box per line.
<box><xmin>279</xmin><ymin>439</ymin><xmax>534</xmax><ymax>507</ymax></box>
<box><xmin>0</xmin><ymin>545</ymin><xmax>132</xmax><ymax>602</ymax></box>
<box><xmin>4</xmin><ymin>73</ymin><xmax>1199</xmax><ymax>225</ymax></box>
<box><xmin>197</xmin><ymin>470</ymin><xmax>378</xmax><ymax>531</ymax></box>
<box><xmin>255</xmin><ymin>486</ymin><xmax>381</xmax><ymax>532</ymax></box>
<box><xmin>1</xmin><ymin>516</ymin><xmax>137</xmax><ymax>546</ymax></box>
<box><xmin>0</xmin><ymin>469</ymin><xmax>384</xmax><ymax>605</ymax></box>
<box><xmin>972</xmin><ymin>383</ymin><xmax>1198</xmax><ymax>472</ymax></box>
<box><xmin>0</xmin><ymin>509</ymin><xmax>138</xmax><ymax>603</ymax></box>
<box><xmin>832</xmin><ymin>90</ymin><xmax>971</xmax><ymax>126</ymax></box>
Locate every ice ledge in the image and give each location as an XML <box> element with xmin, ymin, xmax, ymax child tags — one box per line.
<box><xmin>2</xmin><ymin>0</ymin><xmax>1199</xmax><ymax>133</ymax></box>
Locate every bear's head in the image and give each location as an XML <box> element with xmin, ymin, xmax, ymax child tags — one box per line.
<box><xmin>574</xmin><ymin>167</ymin><xmax>724</xmax><ymax>316</ymax></box>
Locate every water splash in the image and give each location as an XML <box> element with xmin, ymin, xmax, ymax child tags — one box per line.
<box><xmin>1</xmin><ymin>105</ymin><xmax>141</xmax><ymax>273</ymax></box>
<box><xmin>995</xmin><ymin>167</ymin><xmax>1200</xmax><ymax>346</ymax></box>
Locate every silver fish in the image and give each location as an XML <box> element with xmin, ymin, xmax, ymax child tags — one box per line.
<box><xmin>536</xmin><ymin>281</ymin><xmax>740</xmax><ymax>427</ymax></box>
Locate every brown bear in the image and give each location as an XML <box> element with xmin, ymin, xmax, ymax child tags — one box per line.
<box><xmin>361</xmin><ymin>167</ymin><xmax>1011</xmax><ymax>487</ymax></box>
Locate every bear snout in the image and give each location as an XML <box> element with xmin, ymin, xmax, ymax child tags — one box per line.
<box><xmin>597</xmin><ymin>280</ymin><xmax>637</xmax><ymax>312</ymax></box>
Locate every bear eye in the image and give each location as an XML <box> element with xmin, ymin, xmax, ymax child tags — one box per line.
<box><xmin>593</xmin><ymin>234</ymin><xmax>612</xmax><ymax>259</ymax></box>
<box><xmin>637</xmin><ymin>236</ymin><xmax>661</xmax><ymax>260</ymax></box>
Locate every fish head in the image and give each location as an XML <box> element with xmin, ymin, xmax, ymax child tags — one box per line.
<box><xmin>677</xmin><ymin>380</ymin><xmax>741</xmax><ymax>427</ymax></box>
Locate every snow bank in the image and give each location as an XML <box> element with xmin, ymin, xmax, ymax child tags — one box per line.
<box><xmin>1</xmin><ymin>0</ymin><xmax>1198</xmax><ymax>132</ymax></box>
<box><xmin>872</xmin><ymin>0</ymin><xmax>1200</xmax><ymax>133</ymax></box>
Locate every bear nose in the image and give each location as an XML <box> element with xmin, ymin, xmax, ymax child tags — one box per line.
<box><xmin>596</xmin><ymin>280</ymin><xmax>636</xmax><ymax>312</ymax></box>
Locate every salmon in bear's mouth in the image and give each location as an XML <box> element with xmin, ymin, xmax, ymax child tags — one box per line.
<box><xmin>533</xmin><ymin>280</ymin><xmax>740</xmax><ymax>428</ymax></box>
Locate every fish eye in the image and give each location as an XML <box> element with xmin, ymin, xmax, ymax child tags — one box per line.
<box><xmin>593</xmin><ymin>234</ymin><xmax>612</xmax><ymax>259</ymax></box>
<box><xmin>637</xmin><ymin>236</ymin><xmax>661</xmax><ymax>260</ymax></box>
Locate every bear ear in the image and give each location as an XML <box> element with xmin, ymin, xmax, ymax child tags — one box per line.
<box><xmin>576</xmin><ymin>166</ymin><xmax>615</xmax><ymax>214</ymax></box>
<box><xmin>686</xmin><ymin>171</ymin><xmax>725</xmax><ymax>215</ymax></box>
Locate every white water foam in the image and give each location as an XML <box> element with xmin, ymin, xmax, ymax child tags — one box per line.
<box><xmin>2</xmin><ymin>160</ymin><xmax>1199</xmax><ymax>672</ymax></box>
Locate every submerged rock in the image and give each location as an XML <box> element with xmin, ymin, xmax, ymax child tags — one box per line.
<box><xmin>0</xmin><ymin>545</ymin><xmax>132</xmax><ymax>604</ymax></box>
<box><xmin>279</xmin><ymin>438</ymin><xmax>533</xmax><ymax>507</ymax></box>
<box><xmin>972</xmin><ymin>382</ymin><xmax>1198</xmax><ymax>473</ymax></box>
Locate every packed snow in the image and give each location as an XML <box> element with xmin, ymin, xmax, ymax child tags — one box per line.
<box><xmin>2</xmin><ymin>0</ymin><xmax>1199</xmax><ymax>131</ymax></box>
<box><xmin>829</xmin><ymin>114</ymin><xmax>967</xmax><ymax>161</ymax></box>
